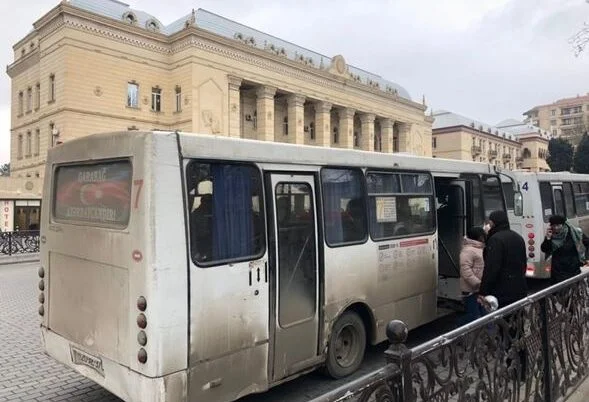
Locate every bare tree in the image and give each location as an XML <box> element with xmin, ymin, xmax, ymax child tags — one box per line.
<box><xmin>570</xmin><ymin>22</ymin><xmax>589</xmax><ymax>56</ymax></box>
<box><xmin>561</xmin><ymin>121</ymin><xmax>589</xmax><ymax>147</ymax></box>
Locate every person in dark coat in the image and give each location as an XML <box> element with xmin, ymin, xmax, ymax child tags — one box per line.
<box><xmin>479</xmin><ymin>210</ymin><xmax>527</xmax><ymax>308</ymax></box>
<box><xmin>541</xmin><ymin>215</ymin><xmax>589</xmax><ymax>285</ymax></box>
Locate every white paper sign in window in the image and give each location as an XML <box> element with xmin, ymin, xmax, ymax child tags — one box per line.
<box><xmin>376</xmin><ymin>197</ymin><xmax>397</xmax><ymax>223</ymax></box>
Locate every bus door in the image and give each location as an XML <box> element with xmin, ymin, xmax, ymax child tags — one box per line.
<box><xmin>435</xmin><ymin>179</ymin><xmax>469</xmax><ymax>301</ymax></box>
<box><xmin>267</xmin><ymin>173</ymin><xmax>320</xmax><ymax>382</ymax></box>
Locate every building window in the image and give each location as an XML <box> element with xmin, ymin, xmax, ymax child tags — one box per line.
<box><xmin>333</xmin><ymin>126</ymin><xmax>338</xmax><ymax>144</ymax></box>
<box><xmin>432</xmin><ymin>137</ymin><xmax>437</xmax><ymax>149</ymax></box>
<box><xmin>18</xmin><ymin>91</ymin><xmax>23</xmax><ymax>115</ymax></box>
<box><xmin>550</xmin><ymin>120</ymin><xmax>556</xmax><ymax>126</ymax></box>
<box><xmin>127</xmin><ymin>82</ymin><xmax>139</xmax><ymax>108</ymax></box>
<box><xmin>551</xmin><ymin>109</ymin><xmax>556</xmax><ymax>116</ymax></box>
<box><xmin>552</xmin><ymin>129</ymin><xmax>557</xmax><ymax>136</ymax></box>
<box><xmin>151</xmin><ymin>87</ymin><xmax>161</xmax><ymax>112</ymax></box>
<box><xmin>283</xmin><ymin>117</ymin><xmax>288</xmax><ymax>136</ymax></box>
<box><xmin>34</xmin><ymin>129</ymin><xmax>40</xmax><ymax>156</ymax></box>
<box><xmin>49</xmin><ymin>74</ymin><xmax>55</xmax><ymax>102</ymax></box>
<box><xmin>309</xmin><ymin>122</ymin><xmax>315</xmax><ymax>140</ymax></box>
<box><xmin>49</xmin><ymin>123</ymin><xmax>55</xmax><ymax>147</ymax></box>
<box><xmin>17</xmin><ymin>134</ymin><xmax>23</xmax><ymax>159</ymax></box>
<box><xmin>175</xmin><ymin>86</ymin><xmax>182</xmax><ymax>112</ymax></box>
<box><xmin>26</xmin><ymin>87</ymin><xmax>32</xmax><ymax>112</ymax></box>
<box><xmin>35</xmin><ymin>83</ymin><xmax>40</xmax><ymax>110</ymax></box>
<box><xmin>353</xmin><ymin>132</ymin><xmax>359</xmax><ymax>147</ymax></box>
<box><xmin>252</xmin><ymin>110</ymin><xmax>257</xmax><ymax>130</ymax></box>
<box><xmin>26</xmin><ymin>131</ymin><xmax>32</xmax><ymax>157</ymax></box>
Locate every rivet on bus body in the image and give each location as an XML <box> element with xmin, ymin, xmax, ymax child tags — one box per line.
<box><xmin>38</xmin><ymin>305</ymin><xmax>44</xmax><ymax>316</ymax></box>
<box><xmin>137</xmin><ymin>296</ymin><xmax>147</xmax><ymax>312</ymax></box>
<box><xmin>137</xmin><ymin>313</ymin><xmax>147</xmax><ymax>329</ymax></box>
<box><xmin>138</xmin><ymin>348</ymin><xmax>147</xmax><ymax>364</ymax></box>
<box><xmin>38</xmin><ymin>267</ymin><xmax>45</xmax><ymax>278</ymax></box>
<box><xmin>137</xmin><ymin>331</ymin><xmax>147</xmax><ymax>346</ymax></box>
<box><xmin>38</xmin><ymin>280</ymin><xmax>45</xmax><ymax>291</ymax></box>
<box><xmin>39</xmin><ymin>293</ymin><xmax>45</xmax><ymax>304</ymax></box>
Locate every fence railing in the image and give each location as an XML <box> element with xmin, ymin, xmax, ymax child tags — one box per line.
<box><xmin>0</xmin><ymin>230</ymin><xmax>40</xmax><ymax>256</ymax></box>
<box><xmin>312</xmin><ymin>270</ymin><xmax>589</xmax><ymax>402</ymax></box>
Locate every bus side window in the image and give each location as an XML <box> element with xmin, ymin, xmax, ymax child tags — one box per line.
<box><xmin>573</xmin><ymin>182</ymin><xmax>589</xmax><ymax>216</ymax></box>
<box><xmin>539</xmin><ymin>182</ymin><xmax>553</xmax><ymax>222</ymax></box>
<box><xmin>187</xmin><ymin>162</ymin><xmax>265</xmax><ymax>266</ymax></box>
<box><xmin>563</xmin><ymin>182</ymin><xmax>576</xmax><ymax>218</ymax></box>
<box><xmin>366</xmin><ymin>171</ymin><xmax>435</xmax><ymax>240</ymax></box>
<box><xmin>321</xmin><ymin>168</ymin><xmax>367</xmax><ymax>246</ymax></box>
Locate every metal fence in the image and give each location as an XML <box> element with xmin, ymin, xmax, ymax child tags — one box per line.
<box><xmin>0</xmin><ymin>230</ymin><xmax>40</xmax><ymax>256</ymax></box>
<box><xmin>313</xmin><ymin>271</ymin><xmax>589</xmax><ymax>402</ymax></box>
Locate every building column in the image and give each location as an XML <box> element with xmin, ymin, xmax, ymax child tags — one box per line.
<box><xmin>381</xmin><ymin>118</ymin><xmax>394</xmax><ymax>153</ymax></box>
<box><xmin>338</xmin><ymin>108</ymin><xmax>355</xmax><ymax>149</ymax></box>
<box><xmin>228</xmin><ymin>76</ymin><xmax>242</xmax><ymax>138</ymax></box>
<box><xmin>287</xmin><ymin>94</ymin><xmax>305</xmax><ymax>144</ymax></box>
<box><xmin>398</xmin><ymin>122</ymin><xmax>413</xmax><ymax>153</ymax></box>
<box><xmin>315</xmin><ymin>101</ymin><xmax>331</xmax><ymax>147</ymax></box>
<box><xmin>256</xmin><ymin>85</ymin><xmax>276</xmax><ymax>141</ymax></box>
<box><xmin>360</xmin><ymin>113</ymin><xmax>375</xmax><ymax>151</ymax></box>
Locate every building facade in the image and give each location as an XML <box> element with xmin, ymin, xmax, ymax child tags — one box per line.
<box><xmin>432</xmin><ymin>111</ymin><xmax>550</xmax><ymax>172</ymax></box>
<box><xmin>523</xmin><ymin>93</ymin><xmax>589</xmax><ymax>144</ymax></box>
<box><xmin>5</xmin><ymin>0</ymin><xmax>432</xmax><ymax>183</ymax></box>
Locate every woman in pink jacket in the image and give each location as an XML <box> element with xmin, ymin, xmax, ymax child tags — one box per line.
<box><xmin>458</xmin><ymin>226</ymin><xmax>487</xmax><ymax>326</ymax></box>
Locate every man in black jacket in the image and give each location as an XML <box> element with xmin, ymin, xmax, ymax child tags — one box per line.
<box><xmin>541</xmin><ymin>215</ymin><xmax>589</xmax><ymax>285</ymax></box>
<box><xmin>479</xmin><ymin>210</ymin><xmax>527</xmax><ymax>308</ymax></box>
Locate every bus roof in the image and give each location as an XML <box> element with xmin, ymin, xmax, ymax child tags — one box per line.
<box><xmin>512</xmin><ymin>171</ymin><xmax>589</xmax><ymax>182</ymax></box>
<box><xmin>48</xmin><ymin>131</ymin><xmax>497</xmax><ymax>176</ymax></box>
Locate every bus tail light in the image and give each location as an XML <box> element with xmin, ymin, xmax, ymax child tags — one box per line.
<box><xmin>38</xmin><ymin>267</ymin><xmax>45</xmax><ymax>316</ymax></box>
<box><xmin>137</xmin><ymin>313</ymin><xmax>147</xmax><ymax>329</ymax></box>
<box><xmin>526</xmin><ymin>264</ymin><xmax>535</xmax><ymax>277</ymax></box>
<box><xmin>138</xmin><ymin>348</ymin><xmax>147</xmax><ymax>364</ymax></box>
<box><xmin>529</xmin><ymin>253</ymin><xmax>535</xmax><ymax>258</ymax></box>
<box><xmin>545</xmin><ymin>264</ymin><xmax>551</xmax><ymax>273</ymax></box>
<box><xmin>136</xmin><ymin>296</ymin><xmax>147</xmax><ymax>364</ymax></box>
<box><xmin>528</xmin><ymin>246</ymin><xmax>535</xmax><ymax>252</ymax></box>
<box><xmin>528</xmin><ymin>239</ymin><xmax>535</xmax><ymax>246</ymax></box>
<box><xmin>528</xmin><ymin>233</ymin><xmax>535</xmax><ymax>239</ymax></box>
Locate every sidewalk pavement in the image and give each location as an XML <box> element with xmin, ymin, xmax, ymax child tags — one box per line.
<box><xmin>567</xmin><ymin>375</ymin><xmax>589</xmax><ymax>402</ymax></box>
<box><xmin>0</xmin><ymin>252</ymin><xmax>39</xmax><ymax>265</ymax></box>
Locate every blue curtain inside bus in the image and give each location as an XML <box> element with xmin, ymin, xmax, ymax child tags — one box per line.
<box><xmin>211</xmin><ymin>165</ymin><xmax>254</xmax><ymax>260</ymax></box>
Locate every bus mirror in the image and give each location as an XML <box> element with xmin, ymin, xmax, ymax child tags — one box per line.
<box><xmin>514</xmin><ymin>191</ymin><xmax>523</xmax><ymax>216</ymax></box>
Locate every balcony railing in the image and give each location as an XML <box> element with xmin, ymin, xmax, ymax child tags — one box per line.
<box><xmin>503</xmin><ymin>153</ymin><xmax>512</xmax><ymax>161</ymax></box>
<box><xmin>516</xmin><ymin>156</ymin><xmax>525</xmax><ymax>163</ymax></box>
<box><xmin>471</xmin><ymin>145</ymin><xmax>481</xmax><ymax>155</ymax></box>
<box><xmin>0</xmin><ymin>230</ymin><xmax>40</xmax><ymax>256</ymax></box>
<box><xmin>488</xmin><ymin>149</ymin><xmax>498</xmax><ymax>159</ymax></box>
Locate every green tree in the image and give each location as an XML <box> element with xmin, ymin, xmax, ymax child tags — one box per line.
<box><xmin>573</xmin><ymin>134</ymin><xmax>589</xmax><ymax>173</ymax></box>
<box><xmin>547</xmin><ymin>138</ymin><xmax>573</xmax><ymax>172</ymax></box>
<box><xmin>0</xmin><ymin>163</ymin><xmax>9</xmax><ymax>176</ymax></box>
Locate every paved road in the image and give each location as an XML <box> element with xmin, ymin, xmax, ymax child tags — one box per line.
<box><xmin>0</xmin><ymin>262</ymin><xmax>547</xmax><ymax>401</ymax></box>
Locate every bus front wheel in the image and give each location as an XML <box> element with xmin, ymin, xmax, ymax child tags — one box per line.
<box><xmin>325</xmin><ymin>311</ymin><xmax>366</xmax><ymax>379</ymax></box>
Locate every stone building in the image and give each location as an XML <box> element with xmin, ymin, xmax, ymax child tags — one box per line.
<box><xmin>6</xmin><ymin>0</ymin><xmax>433</xmax><ymax>183</ymax></box>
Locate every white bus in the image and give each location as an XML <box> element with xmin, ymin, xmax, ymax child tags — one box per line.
<box><xmin>39</xmin><ymin>131</ymin><xmax>520</xmax><ymax>402</ymax></box>
<box><xmin>506</xmin><ymin>171</ymin><xmax>589</xmax><ymax>279</ymax></box>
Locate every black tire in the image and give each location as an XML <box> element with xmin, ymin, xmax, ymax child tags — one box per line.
<box><xmin>325</xmin><ymin>311</ymin><xmax>367</xmax><ymax>379</ymax></box>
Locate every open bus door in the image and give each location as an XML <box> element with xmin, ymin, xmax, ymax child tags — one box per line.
<box><xmin>435</xmin><ymin>179</ymin><xmax>469</xmax><ymax>302</ymax></box>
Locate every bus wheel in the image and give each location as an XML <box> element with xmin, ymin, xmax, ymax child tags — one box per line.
<box><xmin>325</xmin><ymin>311</ymin><xmax>366</xmax><ymax>379</ymax></box>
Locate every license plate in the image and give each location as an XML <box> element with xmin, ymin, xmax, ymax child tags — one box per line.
<box><xmin>70</xmin><ymin>345</ymin><xmax>104</xmax><ymax>376</ymax></box>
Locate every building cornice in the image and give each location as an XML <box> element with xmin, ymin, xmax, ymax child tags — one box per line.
<box><xmin>6</xmin><ymin>50</ymin><xmax>40</xmax><ymax>78</ymax></box>
<box><xmin>433</xmin><ymin>125</ymin><xmax>521</xmax><ymax>145</ymax></box>
<box><xmin>23</xmin><ymin>4</ymin><xmax>425</xmax><ymax>115</ymax></box>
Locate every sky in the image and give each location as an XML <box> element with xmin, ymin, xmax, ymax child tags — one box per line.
<box><xmin>0</xmin><ymin>0</ymin><xmax>588</xmax><ymax>164</ymax></box>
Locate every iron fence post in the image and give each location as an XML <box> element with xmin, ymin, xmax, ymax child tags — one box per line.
<box><xmin>540</xmin><ymin>297</ymin><xmax>553</xmax><ymax>401</ymax></box>
<box><xmin>8</xmin><ymin>231</ymin><xmax>12</xmax><ymax>256</ymax></box>
<box><xmin>384</xmin><ymin>320</ymin><xmax>412</xmax><ymax>402</ymax></box>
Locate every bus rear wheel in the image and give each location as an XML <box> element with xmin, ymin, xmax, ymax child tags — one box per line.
<box><xmin>325</xmin><ymin>311</ymin><xmax>366</xmax><ymax>379</ymax></box>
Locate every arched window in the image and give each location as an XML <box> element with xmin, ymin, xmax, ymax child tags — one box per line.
<box><xmin>522</xmin><ymin>148</ymin><xmax>532</xmax><ymax>159</ymax></box>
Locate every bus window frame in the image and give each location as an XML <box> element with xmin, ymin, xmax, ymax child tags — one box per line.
<box><xmin>573</xmin><ymin>181</ymin><xmax>589</xmax><ymax>217</ymax></box>
<box><xmin>50</xmin><ymin>157</ymin><xmax>133</xmax><ymax>230</ymax></box>
<box><xmin>539</xmin><ymin>181</ymin><xmax>553</xmax><ymax>222</ymax></box>
<box><xmin>185</xmin><ymin>159</ymin><xmax>267</xmax><ymax>268</ymax></box>
<box><xmin>563</xmin><ymin>181</ymin><xmax>576</xmax><ymax>218</ymax></box>
<box><xmin>320</xmin><ymin>166</ymin><xmax>369</xmax><ymax>248</ymax></box>
<box><xmin>365</xmin><ymin>169</ymin><xmax>436</xmax><ymax>242</ymax></box>
<box><xmin>459</xmin><ymin>173</ymin><xmax>484</xmax><ymax>225</ymax></box>
<box><xmin>480</xmin><ymin>174</ymin><xmax>507</xmax><ymax>219</ymax></box>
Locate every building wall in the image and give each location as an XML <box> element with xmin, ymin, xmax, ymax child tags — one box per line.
<box><xmin>524</xmin><ymin>95</ymin><xmax>589</xmax><ymax>139</ymax></box>
<box><xmin>6</xmin><ymin>3</ymin><xmax>431</xmax><ymax>178</ymax></box>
